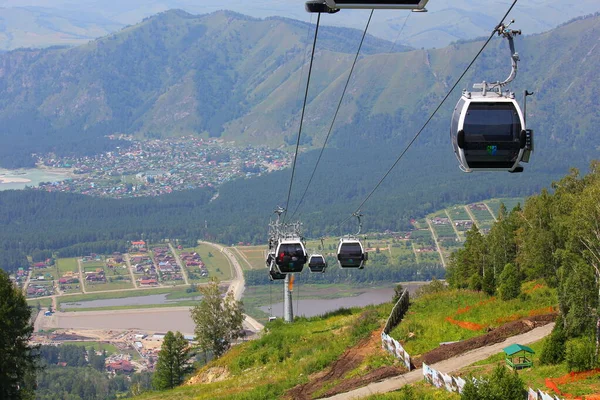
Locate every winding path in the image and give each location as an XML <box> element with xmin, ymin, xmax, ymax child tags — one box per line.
<box><xmin>426</xmin><ymin>219</ymin><xmax>446</xmax><ymax>268</ymax></box>
<box><xmin>323</xmin><ymin>323</ymin><xmax>555</xmax><ymax>399</ymax></box>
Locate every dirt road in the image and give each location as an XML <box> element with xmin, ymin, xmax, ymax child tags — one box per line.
<box><xmin>124</xmin><ymin>254</ymin><xmax>138</xmax><ymax>288</ymax></box>
<box><xmin>322</xmin><ymin>323</ymin><xmax>554</xmax><ymax>399</ymax></box>
<box><xmin>198</xmin><ymin>241</ymin><xmax>264</xmax><ymax>331</ymax></box>
<box><xmin>168</xmin><ymin>243</ymin><xmax>190</xmax><ymax>285</ymax></box>
<box><xmin>426</xmin><ymin>219</ymin><xmax>446</xmax><ymax>268</ymax></box>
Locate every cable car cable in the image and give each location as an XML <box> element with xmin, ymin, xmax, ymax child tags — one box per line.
<box><xmin>290</xmin><ymin>10</ymin><xmax>374</xmax><ymax>220</ymax></box>
<box><xmin>331</xmin><ymin>0</ymin><xmax>519</xmax><ymax>231</ymax></box>
<box><xmin>283</xmin><ymin>13</ymin><xmax>321</xmax><ymax>223</ymax></box>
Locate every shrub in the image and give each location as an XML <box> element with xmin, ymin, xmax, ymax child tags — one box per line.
<box><xmin>565</xmin><ymin>337</ymin><xmax>596</xmax><ymax>372</ymax></box>
<box><xmin>468</xmin><ymin>273</ymin><xmax>482</xmax><ymax>292</ymax></box>
<box><xmin>540</xmin><ymin>316</ymin><xmax>566</xmax><ymax>365</ymax></box>
<box><xmin>498</xmin><ymin>263</ymin><xmax>521</xmax><ymax>300</ymax></box>
<box><xmin>415</xmin><ymin>278</ymin><xmax>447</xmax><ymax>297</ymax></box>
<box><xmin>350</xmin><ymin>309</ymin><xmax>380</xmax><ymax>341</ymax></box>
<box><xmin>461</xmin><ymin>364</ymin><xmax>525</xmax><ymax>400</ymax></box>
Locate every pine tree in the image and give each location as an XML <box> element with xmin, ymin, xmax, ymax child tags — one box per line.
<box><xmin>191</xmin><ymin>277</ymin><xmax>244</xmax><ymax>358</ymax></box>
<box><xmin>0</xmin><ymin>269</ymin><xmax>38</xmax><ymax>399</ymax></box>
<box><xmin>153</xmin><ymin>331</ymin><xmax>191</xmax><ymax>390</ymax></box>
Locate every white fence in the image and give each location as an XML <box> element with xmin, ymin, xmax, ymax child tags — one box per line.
<box><xmin>381</xmin><ymin>290</ymin><xmax>412</xmax><ymax>370</ymax></box>
<box><xmin>422</xmin><ymin>362</ymin><xmax>562</xmax><ymax>399</ymax></box>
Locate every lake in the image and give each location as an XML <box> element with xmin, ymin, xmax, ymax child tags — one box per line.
<box><xmin>0</xmin><ymin>168</ymin><xmax>71</xmax><ymax>191</ymax></box>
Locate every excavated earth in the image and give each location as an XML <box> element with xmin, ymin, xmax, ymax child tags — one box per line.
<box><xmin>285</xmin><ymin>313</ymin><xmax>557</xmax><ymax>399</ymax></box>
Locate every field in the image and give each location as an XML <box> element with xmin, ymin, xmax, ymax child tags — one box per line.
<box><xmin>27</xmin><ymin>297</ymin><xmax>53</xmax><ymax>308</ymax></box>
<box><xmin>389</xmin><ymin>281</ymin><xmax>558</xmax><ymax>356</ymax></box>
<box><xmin>191</xmin><ymin>244</ymin><xmax>232</xmax><ymax>281</ymax></box>
<box><xmin>447</xmin><ymin>206</ymin><xmax>471</xmax><ymax>221</ymax></box>
<box><xmin>468</xmin><ymin>204</ymin><xmax>496</xmax><ymax>229</ymax></box>
<box><xmin>67</xmin><ymin>341</ymin><xmax>120</xmax><ymax>355</ymax></box>
<box><xmin>431</xmin><ymin>223</ymin><xmax>458</xmax><ymax>240</ymax></box>
<box><xmin>233</xmin><ymin>246</ymin><xmax>265</xmax><ymax>270</ymax></box>
<box><xmin>56</xmin><ymin>258</ymin><xmax>79</xmax><ymax>276</ymax></box>
<box><xmin>458</xmin><ymin>340</ymin><xmax>600</xmax><ymax>399</ymax></box>
<box><xmin>389</xmin><ymin>241</ymin><xmax>416</xmax><ymax>264</ymax></box>
<box><xmin>485</xmin><ymin>198</ymin><xmax>525</xmax><ymax>217</ymax></box>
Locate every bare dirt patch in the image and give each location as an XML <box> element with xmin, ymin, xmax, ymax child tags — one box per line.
<box><xmin>413</xmin><ymin>313</ymin><xmax>557</xmax><ymax>368</ymax></box>
<box><xmin>286</xmin><ymin>329</ymin><xmax>404</xmax><ymax>400</ymax></box>
<box><xmin>186</xmin><ymin>366</ymin><xmax>230</xmax><ymax>385</ymax></box>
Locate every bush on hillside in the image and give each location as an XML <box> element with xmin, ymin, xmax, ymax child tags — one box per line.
<box><xmin>461</xmin><ymin>364</ymin><xmax>526</xmax><ymax>400</ymax></box>
<box><xmin>565</xmin><ymin>337</ymin><xmax>596</xmax><ymax>372</ymax></box>
<box><xmin>415</xmin><ymin>278</ymin><xmax>447</xmax><ymax>297</ymax></box>
<box><xmin>498</xmin><ymin>263</ymin><xmax>521</xmax><ymax>301</ymax></box>
<box><xmin>540</xmin><ymin>316</ymin><xmax>566</xmax><ymax>365</ymax></box>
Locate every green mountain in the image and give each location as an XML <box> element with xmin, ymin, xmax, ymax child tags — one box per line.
<box><xmin>0</xmin><ymin>9</ymin><xmax>408</xmax><ymax>168</ymax></box>
<box><xmin>1</xmin><ymin>10</ymin><xmax>599</xmax><ymax>171</ymax></box>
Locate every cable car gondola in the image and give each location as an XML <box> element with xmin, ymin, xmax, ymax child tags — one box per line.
<box><xmin>275</xmin><ymin>239</ymin><xmax>308</xmax><ymax>273</ymax></box>
<box><xmin>451</xmin><ymin>93</ymin><xmax>532</xmax><ymax>172</ymax></box>
<box><xmin>269</xmin><ymin>263</ymin><xmax>286</xmax><ymax>280</ymax></box>
<box><xmin>305</xmin><ymin>0</ymin><xmax>429</xmax><ymax>13</ymax></box>
<box><xmin>450</xmin><ymin>21</ymin><xmax>533</xmax><ymax>173</ymax></box>
<box><xmin>337</xmin><ymin>238</ymin><xmax>368</xmax><ymax>269</ymax></box>
<box><xmin>308</xmin><ymin>254</ymin><xmax>327</xmax><ymax>273</ymax></box>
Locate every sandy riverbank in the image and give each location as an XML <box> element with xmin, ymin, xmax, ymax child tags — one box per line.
<box><xmin>0</xmin><ymin>177</ymin><xmax>32</xmax><ymax>184</ymax></box>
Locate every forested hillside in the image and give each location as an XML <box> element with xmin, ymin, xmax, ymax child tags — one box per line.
<box><xmin>1</xmin><ymin>13</ymin><xmax>599</xmax><ymax>274</ymax></box>
<box><xmin>0</xmin><ymin>9</ymin><xmax>405</xmax><ymax>168</ymax></box>
<box><xmin>0</xmin><ymin>11</ymin><xmax>599</xmax><ymax>169</ymax></box>
<box><xmin>446</xmin><ymin>161</ymin><xmax>600</xmax><ymax>372</ymax></box>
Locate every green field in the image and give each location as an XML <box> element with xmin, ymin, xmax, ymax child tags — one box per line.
<box><xmin>447</xmin><ymin>206</ymin><xmax>471</xmax><ymax>221</ymax></box>
<box><xmin>431</xmin><ymin>223</ymin><xmax>458</xmax><ymax>240</ymax></box>
<box><xmin>389</xmin><ymin>282</ymin><xmax>557</xmax><ymax>356</ymax></box>
<box><xmin>67</xmin><ymin>341</ymin><xmax>120</xmax><ymax>355</ymax></box>
<box><xmin>485</xmin><ymin>198</ymin><xmax>525</xmax><ymax>217</ymax></box>
<box><xmin>234</xmin><ymin>246</ymin><xmax>265</xmax><ymax>270</ymax></box>
<box><xmin>85</xmin><ymin>280</ymin><xmax>135</xmax><ymax>292</ymax></box>
<box><xmin>27</xmin><ymin>297</ymin><xmax>53</xmax><ymax>308</ymax></box>
<box><xmin>389</xmin><ymin>242</ymin><xmax>416</xmax><ymax>264</ymax></box>
<box><xmin>468</xmin><ymin>205</ymin><xmax>496</xmax><ymax>229</ymax></box>
<box><xmin>194</xmin><ymin>244</ymin><xmax>233</xmax><ymax>281</ymax></box>
<box><xmin>56</xmin><ymin>257</ymin><xmax>79</xmax><ymax>276</ymax></box>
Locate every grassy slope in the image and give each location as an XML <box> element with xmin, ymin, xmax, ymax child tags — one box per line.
<box><xmin>459</xmin><ymin>340</ymin><xmax>600</xmax><ymax>398</ymax></box>
<box><xmin>389</xmin><ymin>281</ymin><xmax>557</xmax><ymax>356</ymax></box>
<box><xmin>138</xmin><ymin>304</ymin><xmax>393</xmax><ymax>400</ymax></box>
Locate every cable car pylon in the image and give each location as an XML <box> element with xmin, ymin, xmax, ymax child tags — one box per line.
<box><xmin>266</xmin><ymin>207</ymin><xmax>307</xmax><ymax>322</ymax></box>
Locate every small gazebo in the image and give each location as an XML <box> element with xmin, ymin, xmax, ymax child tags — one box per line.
<box><xmin>503</xmin><ymin>344</ymin><xmax>535</xmax><ymax>370</ymax></box>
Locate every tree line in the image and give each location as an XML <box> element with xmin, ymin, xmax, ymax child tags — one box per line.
<box><xmin>447</xmin><ymin>161</ymin><xmax>600</xmax><ymax>371</ymax></box>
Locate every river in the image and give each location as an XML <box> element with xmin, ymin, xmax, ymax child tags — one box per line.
<box><xmin>0</xmin><ymin>168</ymin><xmax>71</xmax><ymax>190</ymax></box>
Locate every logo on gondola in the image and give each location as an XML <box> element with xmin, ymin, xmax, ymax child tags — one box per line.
<box><xmin>487</xmin><ymin>145</ymin><xmax>498</xmax><ymax>156</ymax></box>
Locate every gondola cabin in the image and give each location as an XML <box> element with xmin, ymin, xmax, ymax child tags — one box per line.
<box><xmin>308</xmin><ymin>254</ymin><xmax>327</xmax><ymax>273</ymax></box>
<box><xmin>275</xmin><ymin>239</ymin><xmax>308</xmax><ymax>273</ymax></box>
<box><xmin>269</xmin><ymin>265</ymin><xmax>286</xmax><ymax>280</ymax></box>
<box><xmin>451</xmin><ymin>91</ymin><xmax>533</xmax><ymax>173</ymax></box>
<box><xmin>337</xmin><ymin>238</ymin><xmax>368</xmax><ymax>269</ymax></box>
<box><xmin>306</xmin><ymin>0</ymin><xmax>429</xmax><ymax>12</ymax></box>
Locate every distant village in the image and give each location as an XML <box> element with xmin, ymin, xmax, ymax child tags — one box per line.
<box><xmin>35</xmin><ymin>136</ymin><xmax>291</xmax><ymax>198</ymax></box>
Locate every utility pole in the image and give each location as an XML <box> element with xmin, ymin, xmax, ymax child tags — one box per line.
<box><xmin>284</xmin><ymin>274</ymin><xmax>294</xmax><ymax>322</ymax></box>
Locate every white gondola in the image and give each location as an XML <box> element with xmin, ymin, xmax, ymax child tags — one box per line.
<box><xmin>306</xmin><ymin>0</ymin><xmax>428</xmax><ymax>13</ymax></box>
<box><xmin>308</xmin><ymin>254</ymin><xmax>327</xmax><ymax>273</ymax></box>
<box><xmin>269</xmin><ymin>262</ymin><xmax>286</xmax><ymax>280</ymax></box>
<box><xmin>451</xmin><ymin>21</ymin><xmax>533</xmax><ymax>173</ymax></box>
<box><xmin>275</xmin><ymin>239</ymin><xmax>308</xmax><ymax>274</ymax></box>
<box><xmin>337</xmin><ymin>238</ymin><xmax>368</xmax><ymax>269</ymax></box>
<box><xmin>451</xmin><ymin>93</ymin><xmax>532</xmax><ymax>173</ymax></box>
